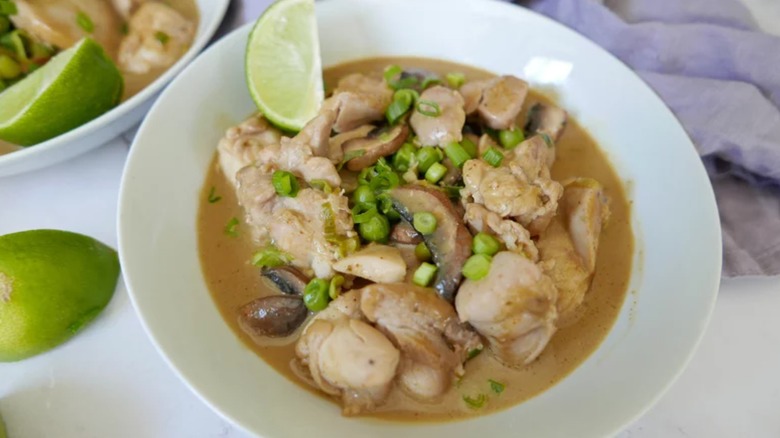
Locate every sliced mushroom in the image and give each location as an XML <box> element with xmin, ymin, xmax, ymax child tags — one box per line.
<box><xmin>261</xmin><ymin>266</ymin><xmax>310</xmax><ymax>296</ymax></box>
<box><xmin>440</xmin><ymin>158</ymin><xmax>462</xmax><ymax>186</ymax></box>
<box><xmin>238</xmin><ymin>295</ymin><xmax>308</xmax><ymax>338</ymax></box>
<box><xmin>525</xmin><ymin>103</ymin><xmax>568</xmax><ymax>143</ymax></box>
<box><xmin>328</xmin><ymin>124</ymin><xmax>376</xmax><ymax>164</ymax></box>
<box><xmin>342</xmin><ymin>124</ymin><xmax>409</xmax><ymax>171</ymax></box>
<box><xmin>390</xmin><ymin>221</ymin><xmax>423</xmax><ymax>245</ymax></box>
<box><xmin>389</xmin><ymin>184</ymin><xmax>472</xmax><ymax>302</ymax></box>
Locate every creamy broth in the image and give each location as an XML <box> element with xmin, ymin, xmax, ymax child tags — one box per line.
<box><xmin>198</xmin><ymin>57</ymin><xmax>633</xmax><ymax>421</ymax></box>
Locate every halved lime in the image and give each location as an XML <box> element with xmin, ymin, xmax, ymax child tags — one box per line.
<box><xmin>0</xmin><ymin>38</ymin><xmax>123</xmax><ymax>146</ymax></box>
<box><xmin>0</xmin><ymin>230</ymin><xmax>120</xmax><ymax>362</ymax></box>
<box><xmin>246</xmin><ymin>0</ymin><xmax>324</xmax><ymax>131</ymax></box>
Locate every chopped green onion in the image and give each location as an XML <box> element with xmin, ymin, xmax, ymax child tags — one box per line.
<box><xmin>154</xmin><ymin>31</ymin><xmax>170</xmax><ymax>45</ymax></box>
<box><xmin>76</xmin><ymin>11</ymin><xmax>94</xmax><ymax>33</ymax></box>
<box><xmin>420</xmin><ymin>75</ymin><xmax>441</xmax><ymax>89</ymax></box>
<box><xmin>392</xmin><ymin>142</ymin><xmax>416</xmax><ymax>172</ymax></box>
<box><xmin>376</xmin><ymin>193</ymin><xmax>400</xmax><ymax>221</ymax></box>
<box><xmin>482</xmin><ymin>147</ymin><xmax>504</xmax><ymax>168</ymax></box>
<box><xmin>310</xmin><ymin>179</ymin><xmax>333</xmax><ymax>193</ymax></box>
<box><xmin>461</xmin><ymin>136</ymin><xmax>478</xmax><ymax>158</ymax></box>
<box><xmin>425</xmin><ymin>162</ymin><xmax>447</xmax><ymax>184</ymax></box>
<box><xmin>383</xmin><ymin>64</ymin><xmax>402</xmax><ymax>85</ymax></box>
<box><xmin>444</xmin><ymin>141</ymin><xmax>471</xmax><ymax>168</ymax></box>
<box><xmin>386</xmin><ymin>89</ymin><xmax>419</xmax><ymax>125</ymax></box>
<box><xmin>442</xmin><ymin>185</ymin><xmax>462</xmax><ymax>199</ymax></box>
<box><xmin>207</xmin><ymin>186</ymin><xmax>222</xmax><ymax>203</ymax></box>
<box><xmin>413</xmin><ymin>262</ymin><xmax>438</xmax><ymax>287</ymax></box>
<box><xmin>445</xmin><ymin>72</ymin><xmax>466</xmax><ymax>89</ymax></box>
<box><xmin>30</xmin><ymin>41</ymin><xmax>53</xmax><ymax>60</ymax></box>
<box><xmin>462</xmin><ymin>254</ymin><xmax>492</xmax><ymax>280</ymax></box>
<box><xmin>0</xmin><ymin>16</ymin><xmax>10</xmax><ymax>34</ymax></box>
<box><xmin>339</xmin><ymin>235</ymin><xmax>361</xmax><ymax>257</ymax></box>
<box><xmin>415</xmin><ymin>242</ymin><xmax>431</xmax><ymax>261</ymax></box>
<box><xmin>0</xmin><ymin>1</ymin><xmax>17</xmax><ymax>15</ymax></box>
<box><xmin>416</xmin><ymin>100</ymin><xmax>441</xmax><ymax>117</ymax></box>
<box><xmin>489</xmin><ymin>379</ymin><xmax>506</xmax><ymax>394</ymax></box>
<box><xmin>321</xmin><ymin>202</ymin><xmax>339</xmax><ymax>240</ymax></box>
<box><xmin>1</xmin><ymin>31</ymin><xmax>28</xmax><ymax>62</ymax></box>
<box><xmin>413</xmin><ymin>212</ymin><xmax>437</xmax><ymax>235</ymax></box>
<box><xmin>499</xmin><ymin>128</ymin><xmax>524</xmax><ymax>149</ymax></box>
<box><xmin>339</xmin><ymin>148</ymin><xmax>366</xmax><ymax>170</ymax></box>
<box><xmin>272</xmin><ymin>170</ymin><xmax>299</xmax><ymax>197</ymax></box>
<box><xmin>120</xmin><ymin>22</ymin><xmax>129</xmax><ymax>35</ymax></box>
<box><xmin>303</xmin><ymin>278</ymin><xmax>330</xmax><ymax>312</ymax></box>
<box><xmin>368</xmin><ymin>170</ymin><xmax>400</xmax><ymax>193</ymax></box>
<box><xmin>415</xmin><ymin>146</ymin><xmax>442</xmax><ymax>173</ymax></box>
<box><xmin>224</xmin><ymin>217</ymin><xmax>239</xmax><ymax>237</ymax></box>
<box><xmin>352</xmin><ymin>185</ymin><xmax>375</xmax><ymax>206</ymax></box>
<box><xmin>351</xmin><ymin>203</ymin><xmax>379</xmax><ymax>224</ymax></box>
<box><xmin>329</xmin><ymin>275</ymin><xmax>345</xmax><ymax>300</ymax></box>
<box><xmin>358</xmin><ymin>214</ymin><xmax>390</xmax><ymax>243</ymax></box>
<box><xmin>472</xmin><ymin>232</ymin><xmax>501</xmax><ymax>256</ymax></box>
<box><xmin>467</xmin><ymin>347</ymin><xmax>483</xmax><ymax>360</ymax></box>
<box><xmin>540</xmin><ymin>132</ymin><xmax>554</xmax><ymax>148</ymax></box>
<box><xmin>251</xmin><ymin>246</ymin><xmax>292</xmax><ymax>268</ymax></box>
<box><xmin>0</xmin><ymin>54</ymin><xmax>21</xmax><ymax>79</ymax></box>
<box><xmin>463</xmin><ymin>394</ymin><xmax>487</xmax><ymax>409</ymax></box>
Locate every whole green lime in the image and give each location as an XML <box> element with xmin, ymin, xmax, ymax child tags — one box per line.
<box><xmin>0</xmin><ymin>37</ymin><xmax>123</xmax><ymax>146</ymax></box>
<box><xmin>0</xmin><ymin>230</ymin><xmax>120</xmax><ymax>362</ymax></box>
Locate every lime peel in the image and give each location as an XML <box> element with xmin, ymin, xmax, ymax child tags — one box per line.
<box><xmin>0</xmin><ymin>37</ymin><xmax>123</xmax><ymax>146</ymax></box>
<box><xmin>245</xmin><ymin>0</ymin><xmax>324</xmax><ymax>131</ymax></box>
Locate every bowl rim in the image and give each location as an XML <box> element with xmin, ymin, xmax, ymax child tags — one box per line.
<box><xmin>0</xmin><ymin>0</ymin><xmax>231</xmax><ymax>172</ymax></box>
<box><xmin>118</xmin><ymin>0</ymin><xmax>722</xmax><ymax>436</ymax></box>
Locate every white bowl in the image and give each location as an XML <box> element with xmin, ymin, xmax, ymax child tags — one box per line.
<box><xmin>0</xmin><ymin>0</ymin><xmax>229</xmax><ymax>177</ymax></box>
<box><xmin>118</xmin><ymin>0</ymin><xmax>722</xmax><ymax>436</ymax></box>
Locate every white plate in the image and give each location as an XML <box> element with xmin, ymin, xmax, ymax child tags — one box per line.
<box><xmin>0</xmin><ymin>0</ymin><xmax>229</xmax><ymax>177</ymax></box>
<box><xmin>118</xmin><ymin>0</ymin><xmax>722</xmax><ymax>436</ymax></box>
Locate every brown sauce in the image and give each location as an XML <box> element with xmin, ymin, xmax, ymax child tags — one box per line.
<box><xmin>197</xmin><ymin>57</ymin><xmax>633</xmax><ymax>422</ymax></box>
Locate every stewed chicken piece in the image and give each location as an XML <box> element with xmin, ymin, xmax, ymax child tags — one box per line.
<box><xmin>409</xmin><ymin>85</ymin><xmax>466</xmax><ymax>146</ymax></box>
<box><xmin>360</xmin><ymin>283</ymin><xmax>482</xmax><ymax>401</ymax></box>
<box><xmin>455</xmin><ymin>251</ymin><xmax>558</xmax><ymax>366</ymax></box>
<box><xmin>217</xmin><ymin>114</ymin><xmax>282</xmax><ymax>187</ymax></box>
<box><xmin>296</xmin><ymin>292</ymin><xmax>401</xmax><ymax>415</ymax></box>
<box><xmin>538</xmin><ymin>179</ymin><xmax>610</xmax><ymax>323</ymax></box>
<box><xmin>322</xmin><ymin>73</ymin><xmax>393</xmax><ymax>133</ymax></box>
<box><xmin>118</xmin><ymin>2</ymin><xmax>195</xmax><ymax>74</ymax></box>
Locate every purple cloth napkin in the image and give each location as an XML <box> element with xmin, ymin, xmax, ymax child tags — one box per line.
<box><xmin>519</xmin><ymin>0</ymin><xmax>780</xmax><ymax>277</ymax></box>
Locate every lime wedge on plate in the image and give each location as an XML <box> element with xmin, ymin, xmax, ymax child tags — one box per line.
<box><xmin>246</xmin><ymin>0</ymin><xmax>324</xmax><ymax>131</ymax></box>
<box><xmin>0</xmin><ymin>37</ymin><xmax>123</xmax><ymax>146</ymax></box>
<box><xmin>0</xmin><ymin>230</ymin><xmax>120</xmax><ymax>362</ymax></box>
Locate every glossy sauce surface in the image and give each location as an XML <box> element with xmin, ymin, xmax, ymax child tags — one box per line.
<box><xmin>198</xmin><ymin>57</ymin><xmax>633</xmax><ymax>421</ymax></box>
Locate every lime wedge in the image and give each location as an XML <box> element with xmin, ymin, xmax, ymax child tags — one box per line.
<box><xmin>0</xmin><ymin>38</ymin><xmax>123</xmax><ymax>146</ymax></box>
<box><xmin>246</xmin><ymin>0</ymin><xmax>324</xmax><ymax>131</ymax></box>
<box><xmin>0</xmin><ymin>230</ymin><xmax>120</xmax><ymax>362</ymax></box>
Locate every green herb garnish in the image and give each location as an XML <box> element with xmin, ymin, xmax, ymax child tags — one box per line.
<box><xmin>76</xmin><ymin>11</ymin><xmax>94</xmax><ymax>33</ymax></box>
<box><xmin>154</xmin><ymin>31</ymin><xmax>170</xmax><ymax>45</ymax></box>
<box><xmin>463</xmin><ymin>394</ymin><xmax>487</xmax><ymax>409</ymax></box>
<box><xmin>207</xmin><ymin>186</ymin><xmax>222</xmax><ymax>203</ymax></box>
<box><xmin>251</xmin><ymin>246</ymin><xmax>292</xmax><ymax>268</ymax></box>
<box><xmin>224</xmin><ymin>217</ymin><xmax>239</xmax><ymax>237</ymax></box>
<box><xmin>489</xmin><ymin>379</ymin><xmax>505</xmax><ymax>394</ymax></box>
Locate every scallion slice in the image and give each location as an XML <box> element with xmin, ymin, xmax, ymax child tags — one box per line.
<box><xmin>413</xmin><ymin>262</ymin><xmax>438</xmax><ymax>287</ymax></box>
<box><xmin>462</xmin><ymin>254</ymin><xmax>492</xmax><ymax>280</ymax></box>
<box><xmin>272</xmin><ymin>170</ymin><xmax>299</xmax><ymax>197</ymax></box>
<box><xmin>416</xmin><ymin>100</ymin><xmax>441</xmax><ymax>117</ymax></box>
<box><xmin>413</xmin><ymin>212</ymin><xmax>437</xmax><ymax>235</ymax></box>
<box><xmin>482</xmin><ymin>147</ymin><xmax>504</xmax><ymax>168</ymax></box>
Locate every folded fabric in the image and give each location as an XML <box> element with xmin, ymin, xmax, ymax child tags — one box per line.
<box><xmin>520</xmin><ymin>0</ymin><xmax>780</xmax><ymax>276</ymax></box>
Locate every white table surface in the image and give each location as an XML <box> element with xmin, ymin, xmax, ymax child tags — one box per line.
<box><xmin>2</xmin><ymin>1</ymin><xmax>780</xmax><ymax>437</ymax></box>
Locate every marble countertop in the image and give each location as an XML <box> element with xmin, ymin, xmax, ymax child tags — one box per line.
<box><xmin>1</xmin><ymin>1</ymin><xmax>779</xmax><ymax>437</ymax></box>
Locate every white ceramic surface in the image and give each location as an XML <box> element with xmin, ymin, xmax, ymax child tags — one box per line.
<box><xmin>118</xmin><ymin>0</ymin><xmax>722</xmax><ymax>437</ymax></box>
<box><xmin>0</xmin><ymin>0</ymin><xmax>230</xmax><ymax>177</ymax></box>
